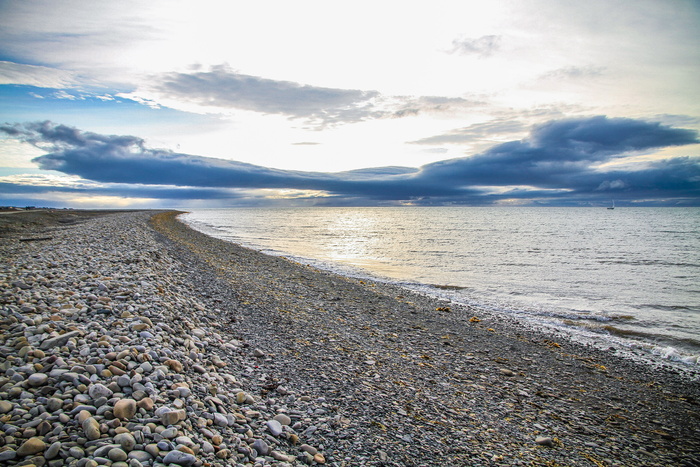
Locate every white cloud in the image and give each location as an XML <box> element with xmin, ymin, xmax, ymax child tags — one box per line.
<box><xmin>449</xmin><ymin>35</ymin><xmax>502</xmax><ymax>57</ymax></box>
<box><xmin>53</xmin><ymin>90</ymin><xmax>82</xmax><ymax>100</ymax></box>
<box><xmin>0</xmin><ymin>61</ymin><xmax>75</xmax><ymax>87</ymax></box>
<box><xmin>0</xmin><ymin>172</ymin><xmax>92</xmax><ymax>188</ymax></box>
<box><xmin>143</xmin><ymin>65</ymin><xmax>381</xmax><ymax>127</ymax></box>
<box><xmin>410</xmin><ymin>119</ymin><xmax>528</xmax><ymax>146</ymax></box>
<box><xmin>538</xmin><ymin>66</ymin><xmax>606</xmax><ymax>81</ymax></box>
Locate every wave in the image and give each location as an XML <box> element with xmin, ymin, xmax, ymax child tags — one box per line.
<box><xmin>431</xmin><ymin>284</ymin><xmax>468</xmax><ymax>291</ymax></box>
<box><xmin>598</xmin><ymin>259</ymin><xmax>700</xmax><ymax>267</ymax></box>
<box><xmin>636</xmin><ymin>304</ymin><xmax>698</xmax><ymax>313</ymax></box>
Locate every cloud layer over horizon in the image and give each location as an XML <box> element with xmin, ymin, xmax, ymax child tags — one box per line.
<box><xmin>2</xmin><ymin>116</ymin><xmax>698</xmax><ymax>207</ymax></box>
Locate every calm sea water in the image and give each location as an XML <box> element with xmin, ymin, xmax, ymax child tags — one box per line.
<box><xmin>182</xmin><ymin>207</ymin><xmax>700</xmax><ymax>365</ymax></box>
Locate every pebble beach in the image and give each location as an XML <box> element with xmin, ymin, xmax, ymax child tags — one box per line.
<box><xmin>1</xmin><ymin>210</ymin><xmax>699</xmax><ymax>467</ymax></box>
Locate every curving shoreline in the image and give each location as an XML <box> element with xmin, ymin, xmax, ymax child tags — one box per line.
<box><xmin>1</xmin><ymin>210</ymin><xmax>699</xmax><ymax>466</ymax></box>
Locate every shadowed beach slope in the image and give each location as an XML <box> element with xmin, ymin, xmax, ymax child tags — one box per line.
<box><xmin>0</xmin><ymin>210</ymin><xmax>698</xmax><ymax>467</ymax></box>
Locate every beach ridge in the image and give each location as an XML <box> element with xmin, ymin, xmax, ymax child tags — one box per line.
<box><xmin>0</xmin><ymin>210</ymin><xmax>698</xmax><ymax>466</ymax></box>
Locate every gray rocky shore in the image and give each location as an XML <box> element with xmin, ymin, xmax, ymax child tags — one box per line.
<box><xmin>1</xmin><ymin>210</ymin><xmax>698</xmax><ymax>467</ymax></box>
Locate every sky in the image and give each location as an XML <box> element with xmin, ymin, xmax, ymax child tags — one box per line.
<box><xmin>0</xmin><ymin>0</ymin><xmax>699</xmax><ymax>208</ymax></box>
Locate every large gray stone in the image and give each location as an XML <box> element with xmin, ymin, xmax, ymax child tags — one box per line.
<box><xmin>40</xmin><ymin>330</ymin><xmax>82</xmax><ymax>350</ymax></box>
<box><xmin>162</xmin><ymin>450</ymin><xmax>196</xmax><ymax>466</ymax></box>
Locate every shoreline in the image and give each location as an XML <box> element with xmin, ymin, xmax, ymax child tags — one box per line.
<box><xmin>0</xmin><ymin>210</ymin><xmax>698</xmax><ymax>466</ymax></box>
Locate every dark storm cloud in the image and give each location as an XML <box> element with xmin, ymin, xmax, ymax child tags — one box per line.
<box><xmin>582</xmin><ymin>157</ymin><xmax>700</xmax><ymax>197</ymax></box>
<box><xmin>152</xmin><ymin>65</ymin><xmax>380</xmax><ymax>126</ymax></box>
<box><xmin>0</xmin><ymin>180</ymin><xmax>241</xmax><ymax>200</ymax></box>
<box><xmin>2</xmin><ymin>116</ymin><xmax>699</xmax><ymax>206</ymax></box>
<box><xmin>1</xmin><ymin>121</ymin><xmax>443</xmax><ymax>199</ymax></box>
<box><xmin>413</xmin><ymin>117</ymin><xmax>699</xmax><ymax>190</ymax></box>
<box><xmin>528</xmin><ymin>117</ymin><xmax>696</xmax><ymax>158</ymax></box>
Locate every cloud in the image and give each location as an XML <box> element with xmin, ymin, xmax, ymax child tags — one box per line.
<box><xmin>2</xmin><ymin>117</ymin><xmax>698</xmax><ymax>206</ymax></box>
<box><xmin>0</xmin><ymin>121</ymin><xmax>421</xmax><ymax>198</ymax></box>
<box><xmin>410</xmin><ymin>119</ymin><xmax>527</xmax><ymax>145</ymax></box>
<box><xmin>140</xmin><ymin>65</ymin><xmax>380</xmax><ymax>127</ymax></box>
<box><xmin>125</xmin><ymin>65</ymin><xmax>487</xmax><ymax>127</ymax></box>
<box><xmin>388</xmin><ymin>96</ymin><xmax>486</xmax><ymax>118</ymax></box>
<box><xmin>528</xmin><ymin>116</ymin><xmax>697</xmax><ymax>159</ymax></box>
<box><xmin>52</xmin><ymin>90</ymin><xmax>83</xmax><ymax>100</ymax></box>
<box><xmin>0</xmin><ymin>61</ymin><xmax>76</xmax><ymax>88</ymax></box>
<box><xmin>449</xmin><ymin>35</ymin><xmax>502</xmax><ymax>58</ymax></box>
<box><xmin>539</xmin><ymin>65</ymin><xmax>606</xmax><ymax>81</ymax></box>
<box><xmin>415</xmin><ymin>117</ymin><xmax>699</xmax><ymax>189</ymax></box>
<box><xmin>0</xmin><ymin>173</ymin><xmax>248</xmax><ymax>201</ymax></box>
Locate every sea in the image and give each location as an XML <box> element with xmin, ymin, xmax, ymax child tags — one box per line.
<box><xmin>181</xmin><ymin>207</ymin><xmax>700</xmax><ymax>367</ymax></box>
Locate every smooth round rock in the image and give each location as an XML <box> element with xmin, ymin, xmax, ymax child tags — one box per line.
<box><xmin>212</xmin><ymin>412</ymin><xmax>228</xmax><ymax>427</ymax></box>
<box><xmin>0</xmin><ymin>400</ymin><xmax>13</xmax><ymax>414</ymax></box>
<box><xmin>45</xmin><ymin>441</ymin><xmax>61</xmax><ymax>460</ymax></box>
<box><xmin>162</xmin><ymin>450</ymin><xmax>196</xmax><ymax>466</ymax></box>
<box><xmin>46</xmin><ymin>398</ymin><xmax>62</xmax><ymax>412</ymax></box>
<box><xmin>535</xmin><ymin>436</ymin><xmax>555</xmax><ymax>447</ymax></box>
<box><xmin>128</xmin><ymin>450</ymin><xmax>153</xmax><ymax>463</ymax></box>
<box><xmin>36</xmin><ymin>420</ymin><xmax>52</xmax><ymax>436</ymax></box>
<box><xmin>89</xmin><ymin>383</ymin><xmax>113</xmax><ymax>399</ymax></box>
<box><xmin>252</xmin><ymin>439</ymin><xmax>269</xmax><ymax>456</ymax></box>
<box><xmin>266</xmin><ymin>419</ymin><xmax>283</xmax><ymax>437</ymax></box>
<box><xmin>160</xmin><ymin>409</ymin><xmax>181</xmax><ymax>426</ymax></box>
<box><xmin>161</xmin><ymin>427</ymin><xmax>178</xmax><ymax>439</ymax></box>
<box><xmin>165</xmin><ymin>359</ymin><xmax>183</xmax><ymax>372</ymax></box>
<box><xmin>108</xmin><ymin>447</ymin><xmax>128</xmax><ymax>461</ymax></box>
<box><xmin>137</xmin><ymin>397</ymin><xmax>154</xmax><ymax>411</ymax></box>
<box><xmin>27</xmin><ymin>372</ymin><xmax>48</xmax><ymax>387</ymax></box>
<box><xmin>273</xmin><ymin>413</ymin><xmax>292</xmax><ymax>426</ymax></box>
<box><xmin>113</xmin><ymin>399</ymin><xmax>137</xmax><ymax>420</ymax></box>
<box><xmin>16</xmin><ymin>437</ymin><xmax>46</xmax><ymax>456</ymax></box>
<box><xmin>83</xmin><ymin>416</ymin><xmax>101</xmax><ymax>440</ymax></box>
<box><xmin>114</xmin><ymin>432</ymin><xmax>136</xmax><ymax>451</ymax></box>
<box><xmin>201</xmin><ymin>441</ymin><xmax>214</xmax><ymax>454</ymax></box>
<box><xmin>69</xmin><ymin>446</ymin><xmax>85</xmax><ymax>459</ymax></box>
<box><xmin>300</xmin><ymin>444</ymin><xmax>318</xmax><ymax>455</ymax></box>
<box><xmin>174</xmin><ymin>436</ymin><xmax>194</xmax><ymax>447</ymax></box>
<box><xmin>144</xmin><ymin>444</ymin><xmax>159</xmax><ymax>457</ymax></box>
<box><xmin>271</xmin><ymin>451</ymin><xmax>290</xmax><ymax>462</ymax></box>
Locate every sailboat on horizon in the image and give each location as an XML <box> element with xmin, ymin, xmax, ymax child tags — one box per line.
<box><xmin>607</xmin><ymin>200</ymin><xmax>615</xmax><ymax>210</ymax></box>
